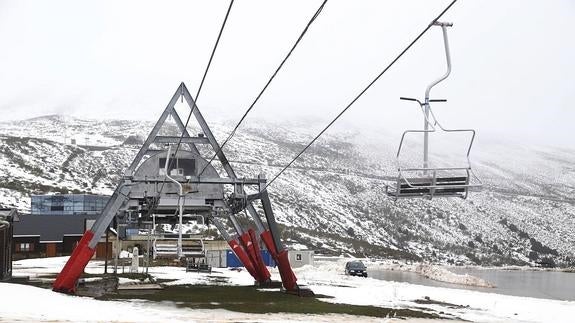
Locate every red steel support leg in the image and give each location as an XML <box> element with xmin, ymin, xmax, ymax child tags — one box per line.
<box><xmin>240</xmin><ymin>231</ymin><xmax>269</xmax><ymax>283</ymax></box>
<box><xmin>260</xmin><ymin>230</ymin><xmax>298</xmax><ymax>291</ymax></box>
<box><xmin>53</xmin><ymin>184</ymin><xmax>130</xmax><ymax>294</ymax></box>
<box><xmin>275</xmin><ymin>249</ymin><xmax>298</xmax><ymax>291</ymax></box>
<box><xmin>210</xmin><ymin>215</ymin><xmax>260</xmax><ymax>281</ymax></box>
<box><xmin>53</xmin><ymin>230</ymin><xmax>96</xmax><ymax>293</ymax></box>
<box><xmin>227</xmin><ymin>239</ymin><xmax>258</xmax><ymax>280</ymax></box>
<box><xmin>261</xmin><ymin>230</ymin><xmax>278</xmax><ymax>257</ymax></box>
<box><xmin>257</xmin><ymin>186</ymin><xmax>302</xmax><ymax>293</ymax></box>
<box><xmin>248</xmin><ymin>228</ymin><xmax>271</xmax><ymax>283</ymax></box>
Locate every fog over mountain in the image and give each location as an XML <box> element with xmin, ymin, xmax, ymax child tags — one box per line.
<box><xmin>1</xmin><ymin>115</ymin><xmax>573</xmax><ymax>267</ymax></box>
<box><xmin>1</xmin><ymin>0</ymin><xmax>574</xmax><ymax>148</ymax></box>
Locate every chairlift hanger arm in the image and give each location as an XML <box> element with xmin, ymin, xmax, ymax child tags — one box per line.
<box><xmin>424</xmin><ymin>21</ymin><xmax>453</xmax><ymax>101</ymax></box>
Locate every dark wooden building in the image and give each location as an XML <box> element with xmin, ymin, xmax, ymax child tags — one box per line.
<box><xmin>13</xmin><ymin>214</ymin><xmax>111</xmax><ymax>260</ymax></box>
<box><xmin>0</xmin><ymin>208</ymin><xmax>19</xmax><ymax>281</ymax></box>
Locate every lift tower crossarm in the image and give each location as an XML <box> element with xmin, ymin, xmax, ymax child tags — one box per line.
<box><xmin>153</xmin><ymin>136</ymin><xmax>210</xmax><ymax>144</ymax></box>
<box><xmin>129</xmin><ymin>176</ymin><xmax>266</xmax><ymax>185</ymax></box>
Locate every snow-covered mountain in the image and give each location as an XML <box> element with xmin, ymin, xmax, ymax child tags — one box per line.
<box><xmin>1</xmin><ymin>115</ymin><xmax>574</xmax><ymax>267</ymax></box>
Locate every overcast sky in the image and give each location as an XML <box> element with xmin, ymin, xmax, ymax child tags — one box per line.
<box><xmin>0</xmin><ymin>0</ymin><xmax>574</xmax><ymax>148</ymax></box>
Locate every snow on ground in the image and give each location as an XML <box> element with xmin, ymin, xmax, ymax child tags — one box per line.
<box><xmin>412</xmin><ymin>263</ymin><xmax>494</xmax><ymax>288</ymax></box>
<box><xmin>2</xmin><ymin>283</ymin><xmax>396</xmax><ymax>323</ymax></box>
<box><xmin>364</xmin><ymin>260</ymin><xmax>495</xmax><ymax>288</ymax></box>
<box><xmin>5</xmin><ymin>256</ymin><xmax>575</xmax><ymax>323</ymax></box>
<box><xmin>294</xmin><ymin>259</ymin><xmax>575</xmax><ymax>323</ymax></box>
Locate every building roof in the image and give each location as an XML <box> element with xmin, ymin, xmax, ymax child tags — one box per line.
<box><xmin>13</xmin><ymin>214</ymin><xmax>98</xmax><ymax>243</ymax></box>
<box><xmin>30</xmin><ymin>193</ymin><xmax>109</xmax><ymax>198</ymax></box>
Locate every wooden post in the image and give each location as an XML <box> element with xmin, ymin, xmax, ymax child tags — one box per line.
<box><xmin>104</xmin><ymin>226</ymin><xmax>109</xmax><ymax>274</ymax></box>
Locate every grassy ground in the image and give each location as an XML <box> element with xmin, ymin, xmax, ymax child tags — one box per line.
<box><xmin>99</xmin><ymin>284</ymin><xmax>440</xmax><ymax>319</ymax></box>
<box><xmin>12</xmin><ymin>271</ymin><xmax>441</xmax><ymax>319</ymax></box>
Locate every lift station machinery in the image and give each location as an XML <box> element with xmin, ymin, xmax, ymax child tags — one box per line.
<box><xmin>53</xmin><ymin>83</ymin><xmax>303</xmax><ymax>295</ymax></box>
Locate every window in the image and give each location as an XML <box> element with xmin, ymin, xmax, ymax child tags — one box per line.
<box><xmin>159</xmin><ymin>157</ymin><xmax>195</xmax><ymax>176</ymax></box>
<box><xmin>18</xmin><ymin>243</ymin><xmax>33</xmax><ymax>252</ymax></box>
<box><xmin>178</xmin><ymin>158</ymin><xmax>195</xmax><ymax>175</ymax></box>
<box><xmin>50</xmin><ymin>196</ymin><xmax>65</xmax><ymax>209</ymax></box>
<box><xmin>296</xmin><ymin>254</ymin><xmax>302</xmax><ymax>261</ymax></box>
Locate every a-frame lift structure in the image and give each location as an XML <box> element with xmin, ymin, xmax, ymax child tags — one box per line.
<box><xmin>53</xmin><ymin>83</ymin><xmax>301</xmax><ymax>294</ymax></box>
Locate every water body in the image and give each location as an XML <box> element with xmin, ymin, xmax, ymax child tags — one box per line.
<box><xmin>369</xmin><ymin>267</ymin><xmax>575</xmax><ymax>301</ymax></box>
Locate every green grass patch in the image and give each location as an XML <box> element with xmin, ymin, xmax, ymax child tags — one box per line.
<box><xmin>100</xmin><ymin>285</ymin><xmax>438</xmax><ymax>319</ymax></box>
<box><xmin>81</xmin><ymin>272</ymin><xmax>152</xmax><ymax>281</ymax></box>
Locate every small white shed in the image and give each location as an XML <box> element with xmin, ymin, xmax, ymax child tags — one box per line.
<box><xmin>288</xmin><ymin>250</ymin><xmax>314</xmax><ymax>268</ymax></box>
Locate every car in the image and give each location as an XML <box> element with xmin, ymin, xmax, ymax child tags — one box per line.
<box><xmin>345</xmin><ymin>260</ymin><xmax>368</xmax><ymax>277</ymax></box>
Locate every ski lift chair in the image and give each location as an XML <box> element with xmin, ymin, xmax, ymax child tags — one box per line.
<box><xmin>385</xmin><ymin>21</ymin><xmax>482</xmax><ymax>199</ymax></box>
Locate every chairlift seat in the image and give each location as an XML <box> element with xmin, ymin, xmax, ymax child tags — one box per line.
<box><xmin>387</xmin><ymin>173</ymin><xmax>470</xmax><ymax>199</ymax></box>
<box><xmin>153</xmin><ymin>238</ymin><xmax>205</xmax><ymax>258</ymax></box>
<box><xmin>390</xmin><ymin>118</ymin><xmax>480</xmax><ymax>200</ymax></box>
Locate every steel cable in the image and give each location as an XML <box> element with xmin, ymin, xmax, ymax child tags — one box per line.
<box><xmin>197</xmin><ymin>0</ymin><xmax>329</xmax><ymax>177</ymax></box>
<box><xmin>151</xmin><ymin>0</ymin><xmax>235</xmax><ymax>210</ymax></box>
<box><xmin>263</xmin><ymin>0</ymin><xmax>459</xmax><ymax>190</ymax></box>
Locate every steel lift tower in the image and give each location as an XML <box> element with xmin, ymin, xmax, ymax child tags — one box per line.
<box><xmin>53</xmin><ymin>83</ymin><xmax>302</xmax><ymax>295</ymax></box>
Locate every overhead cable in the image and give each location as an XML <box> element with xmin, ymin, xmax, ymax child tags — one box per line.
<box><xmin>154</xmin><ymin>0</ymin><xmax>235</xmax><ymax>204</ymax></box>
<box><xmin>198</xmin><ymin>0</ymin><xmax>329</xmax><ymax>177</ymax></box>
<box><xmin>264</xmin><ymin>0</ymin><xmax>459</xmax><ymax>190</ymax></box>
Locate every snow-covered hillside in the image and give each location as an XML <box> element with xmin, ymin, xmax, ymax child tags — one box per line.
<box><xmin>1</xmin><ymin>115</ymin><xmax>574</xmax><ymax>267</ymax></box>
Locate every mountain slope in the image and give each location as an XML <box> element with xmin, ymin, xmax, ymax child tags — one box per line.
<box><xmin>0</xmin><ymin>115</ymin><xmax>573</xmax><ymax>267</ymax></box>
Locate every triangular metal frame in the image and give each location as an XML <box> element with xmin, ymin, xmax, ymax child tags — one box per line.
<box><xmin>127</xmin><ymin>83</ymin><xmax>209</xmax><ymax>175</ymax></box>
<box><xmin>125</xmin><ymin>82</ymin><xmax>266</xmax><ymax>232</ymax></box>
<box><xmin>53</xmin><ymin>83</ymin><xmax>303</xmax><ymax>294</ymax></box>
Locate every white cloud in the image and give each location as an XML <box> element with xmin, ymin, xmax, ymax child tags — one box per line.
<box><xmin>0</xmin><ymin>0</ymin><xmax>573</xmax><ymax>148</ymax></box>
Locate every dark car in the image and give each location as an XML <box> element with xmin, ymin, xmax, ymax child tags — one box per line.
<box><xmin>345</xmin><ymin>260</ymin><xmax>368</xmax><ymax>277</ymax></box>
